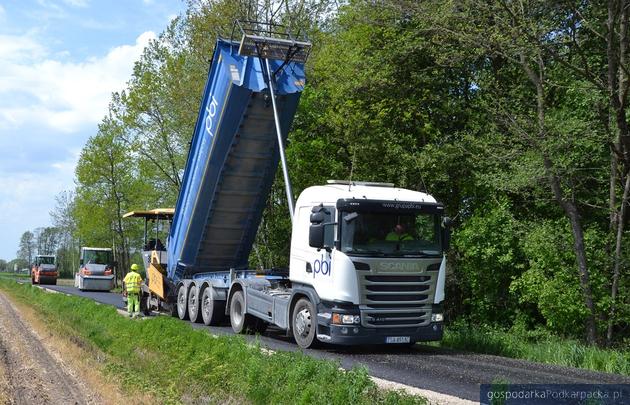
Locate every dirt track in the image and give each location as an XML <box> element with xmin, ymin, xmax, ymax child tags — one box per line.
<box><xmin>0</xmin><ymin>290</ymin><xmax>97</xmax><ymax>405</ymax></box>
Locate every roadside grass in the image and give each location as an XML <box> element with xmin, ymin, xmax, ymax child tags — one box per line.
<box><xmin>435</xmin><ymin>321</ymin><xmax>630</xmax><ymax>376</ymax></box>
<box><xmin>0</xmin><ymin>279</ymin><xmax>425</xmax><ymax>405</ymax></box>
<box><xmin>0</xmin><ymin>272</ymin><xmax>29</xmax><ymax>279</ymax></box>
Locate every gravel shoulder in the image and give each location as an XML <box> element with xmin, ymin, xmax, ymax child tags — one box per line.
<box><xmin>0</xmin><ymin>290</ymin><xmax>117</xmax><ymax>404</ymax></box>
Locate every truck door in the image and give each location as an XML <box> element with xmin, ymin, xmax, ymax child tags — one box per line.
<box><xmin>289</xmin><ymin>205</ymin><xmax>335</xmax><ymax>287</ymax></box>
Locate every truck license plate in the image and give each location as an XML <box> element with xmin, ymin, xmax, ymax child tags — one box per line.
<box><xmin>386</xmin><ymin>336</ymin><xmax>410</xmax><ymax>344</ymax></box>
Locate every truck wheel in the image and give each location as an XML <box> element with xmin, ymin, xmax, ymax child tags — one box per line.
<box><xmin>177</xmin><ymin>284</ymin><xmax>189</xmax><ymax>320</ymax></box>
<box><xmin>187</xmin><ymin>286</ymin><xmax>201</xmax><ymax>323</ymax></box>
<box><xmin>230</xmin><ymin>290</ymin><xmax>262</xmax><ymax>334</ymax></box>
<box><xmin>201</xmin><ymin>287</ymin><xmax>225</xmax><ymax>326</ymax></box>
<box><xmin>292</xmin><ymin>298</ymin><xmax>319</xmax><ymax>349</ymax></box>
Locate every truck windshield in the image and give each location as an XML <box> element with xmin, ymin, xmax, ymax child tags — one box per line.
<box><xmin>84</xmin><ymin>250</ymin><xmax>112</xmax><ymax>265</ymax></box>
<box><xmin>340</xmin><ymin>212</ymin><xmax>442</xmax><ymax>257</ymax></box>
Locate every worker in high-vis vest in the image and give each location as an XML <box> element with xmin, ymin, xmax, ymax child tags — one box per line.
<box><xmin>123</xmin><ymin>263</ymin><xmax>143</xmax><ymax>318</ymax></box>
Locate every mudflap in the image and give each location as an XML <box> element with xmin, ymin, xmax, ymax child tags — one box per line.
<box><xmin>141</xmin><ymin>292</ymin><xmax>151</xmax><ymax>315</ymax></box>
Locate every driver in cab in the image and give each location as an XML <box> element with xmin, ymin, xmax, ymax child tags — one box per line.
<box><xmin>386</xmin><ymin>223</ymin><xmax>414</xmax><ymax>241</ymax></box>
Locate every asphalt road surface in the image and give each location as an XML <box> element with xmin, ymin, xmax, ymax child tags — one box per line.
<box><xmin>27</xmin><ymin>281</ymin><xmax>630</xmax><ymax>402</ymax></box>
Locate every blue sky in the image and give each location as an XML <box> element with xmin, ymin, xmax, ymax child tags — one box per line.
<box><xmin>0</xmin><ymin>0</ymin><xmax>186</xmax><ymax>261</ymax></box>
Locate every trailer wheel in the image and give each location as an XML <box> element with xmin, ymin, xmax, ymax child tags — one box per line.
<box><xmin>201</xmin><ymin>287</ymin><xmax>225</xmax><ymax>326</ymax></box>
<box><xmin>292</xmin><ymin>298</ymin><xmax>319</xmax><ymax>349</ymax></box>
<box><xmin>176</xmin><ymin>284</ymin><xmax>189</xmax><ymax>320</ymax></box>
<box><xmin>187</xmin><ymin>286</ymin><xmax>201</xmax><ymax>323</ymax></box>
<box><xmin>230</xmin><ymin>290</ymin><xmax>263</xmax><ymax>334</ymax></box>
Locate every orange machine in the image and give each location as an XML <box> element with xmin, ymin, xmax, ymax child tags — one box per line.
<box><xmin>31</xmin><ymin>255</ymin><xmax>58</xmax><ymax>285</ymax></box>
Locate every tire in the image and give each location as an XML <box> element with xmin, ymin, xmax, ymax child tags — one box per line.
<box><xmin>52</xmin><ymin>279</ymin><xmax>57</xmax><ymax>286</ymax></box>
<box><xmin>201</xmin><ymin>287</ymin><xmax>225</xmax><ymax>326</ymax></box>
<box><xmin>177</xmin><ymin>284</ymin><xmax>189</xmax><ymax>320</ymax></box>
<box><xmin>188</xmin><ymin>285</ymin><xmax>201</xmax><ymax>323</ymax></box>
<box><xmin>230</xmin><ymin>290</ymin><xmax>266</xmax><ymax>334</ymax></box>
<box><xmin>292</xmin><ymin>298</ymin><xmax>319</xmax><ymax>349</ymax></box>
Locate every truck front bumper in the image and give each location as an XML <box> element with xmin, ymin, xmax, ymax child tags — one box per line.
<box><xmin>316</xmin><ymin>301</ymin><xmax>443</xmax><ymax>345</ymax></box>
<box><xmin>319</xmin><ymin>322</ymin><xmax>443</xmax><ymax>345</ymax></box>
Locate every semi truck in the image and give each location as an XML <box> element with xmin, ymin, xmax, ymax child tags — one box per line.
<box><xmin>125</xmin><ymin>22</ymin><xmax>451</xmax><ymax>348</ymax></box>
<box><xmin>31</xmin><ymin>255</ymin><xmax>58</xmax><ymax>285</ymax></box>
<box><xmin>74</xmin><ymin>247</ymin><xmax>115</xmax><ymax>291</ymax></box>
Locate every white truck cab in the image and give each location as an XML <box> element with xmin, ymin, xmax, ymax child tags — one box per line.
<box><xmin>281</xmin><ymin>180</ymin><xmax>449</xmax><ymax>346</ymax></box>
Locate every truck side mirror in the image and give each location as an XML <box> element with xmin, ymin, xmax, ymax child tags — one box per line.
<box><xmin>79</xmin><ymin>259</ymin><xmax>83</xmax><ymax>265</ymax></box>
<box><xmin>310</xmin><ymin>205</ymin><xmax>329</xmax><ymax>223</ymax></box>
<box><xmin>441</xmin><ymin>217</ymin><xmax>452</xmax><ymax>251</ymax></box>
<box><xmin>309</xmin><ymin>223</ymin><xmax>325</xmax><ymax>249</ymax></box>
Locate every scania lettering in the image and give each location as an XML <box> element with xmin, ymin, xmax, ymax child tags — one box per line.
<box><xmin>123</xmin><ymin>21</ymin><xmax>451</xmax><ymax>348</ymax></box>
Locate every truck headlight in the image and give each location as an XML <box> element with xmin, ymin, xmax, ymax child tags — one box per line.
<box><xmin>431</xmin><ymin>313</ymin><xmax>444</xmax><ymax>322</ymax></box>
<box><xmin>332</xmin><ymin>313</ymin><xmax>361</xmax><ymax>325</ymax></box>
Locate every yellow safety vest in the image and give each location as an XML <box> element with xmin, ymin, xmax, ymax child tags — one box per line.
<box><xmin>124</xmin><ymin>271</ymin><xmax>142</xmax><ymax>294</ymax></box>
<box><xmin>385</xmin><ymin>232</ymin><xmax>414</xmax><ymax>241</ymax></box>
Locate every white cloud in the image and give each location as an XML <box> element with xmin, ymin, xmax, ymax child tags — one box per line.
<box><xmin>0</xmin><ymin>33</ymin><xmax>47</xmax><ymax>62</ymax></box>
<box><xmin>0</xmin><ymin>31</ymin><xmax>156</xmax><ymax>133</ymax></box>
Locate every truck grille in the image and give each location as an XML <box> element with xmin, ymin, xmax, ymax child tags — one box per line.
<box><xmin>362</xmin><ymin>305</ymin><xmax>430</xmax><ymax>328</ymax></box>
<box><xmin>358</xmin><ymin>264</ymin><xmax>439</xmax><ymax>328</ymax></box>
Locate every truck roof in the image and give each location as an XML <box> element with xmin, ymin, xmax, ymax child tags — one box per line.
<box><xmin>81</xmin><ymin>247</ymin><xmax>113</xmax><ymax>251</ymax></box>
<box><xmin>296</xmin><ymin>182</ymin><xmax>438</xmax><ymax>207</ymax></box>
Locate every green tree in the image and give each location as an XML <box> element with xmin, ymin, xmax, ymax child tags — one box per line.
<box><xmin>17</xmin><ymin>231</ymin><xmax>35</xmax><ymax>265</ymax></box>
<box><xmin>50</xmin><ymin>190</ymin><xmax>79</xmax><ymax>277</ymax></box>
<box><xmin>75</xmin><ymin>116</ymin><xmax>146</xmax><ymax>279</ymax></box>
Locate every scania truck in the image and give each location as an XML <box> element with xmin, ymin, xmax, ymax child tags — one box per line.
<box><xmin>125</xmin><ymin>21</ymin><xmax>450</xmax><ymax>348</ymax></box>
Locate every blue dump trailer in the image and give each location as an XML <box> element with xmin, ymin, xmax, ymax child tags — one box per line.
<box><xmin>126</xmin><ymin>23</ymin><xmax>450</xmax><ymax>348</ymax></box>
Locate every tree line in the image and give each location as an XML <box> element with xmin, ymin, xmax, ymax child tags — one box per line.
<box><xmin>13</xmin><ymin>0</ymin><xmax>629</xmax><ymax>347</ymax></box>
